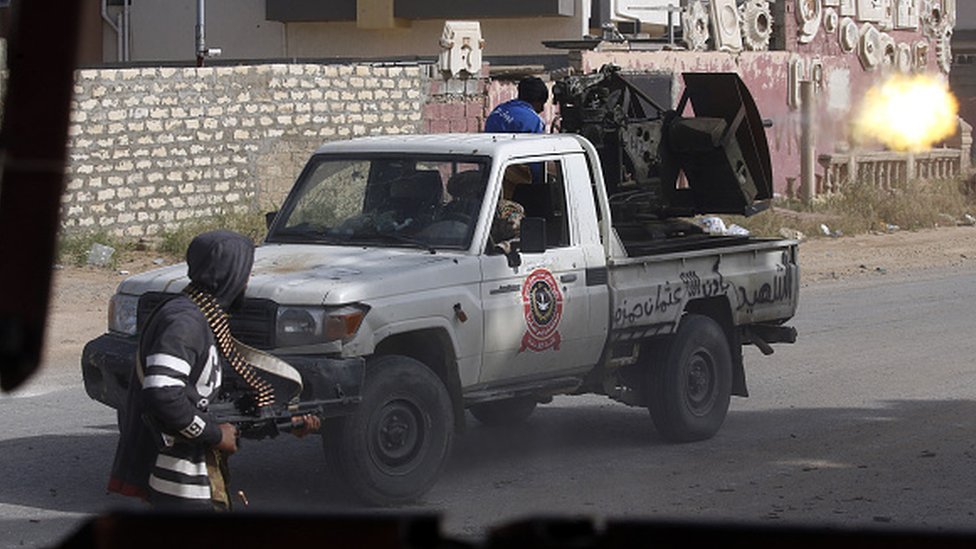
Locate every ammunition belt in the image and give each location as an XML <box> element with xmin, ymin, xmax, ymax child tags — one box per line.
<box><xmin>183</xmin><ymin>283</ymin><xmax>276</xmax><ymax>408</ymax></box>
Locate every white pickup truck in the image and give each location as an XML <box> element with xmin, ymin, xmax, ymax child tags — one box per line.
<box><xmin>83</xmin><ymin>72</ymin><xmax>798</xmax><ymax>506</ymax></box>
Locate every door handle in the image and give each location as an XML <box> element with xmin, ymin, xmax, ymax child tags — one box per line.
<box><xmin>489</xmin><ymin>284</ymin><xmax>521</xmax><ymax>295</ymax></box>
<box><xmin>560</xmin><ymin>274</ymin><xmax>578</xmax><ymax>283</ymax></box>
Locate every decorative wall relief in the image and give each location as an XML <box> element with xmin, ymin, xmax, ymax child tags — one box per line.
<box><xmin>840</xmin><ymin>17</ymin><xmax>859</xmax><ymax>52</ymax></box>
<box><xmin>741</xmin><ymin>0</ymin><xmax>774</xmax><ymax>51</ymax></box>
<box><xmin>921</xmin><ymin>0</ymin><xmax>945</xmax><ymax>38</ymax></box>
<box><xmin>840</xmin><ymin>0</ymin><xmax>857</xmax><ymax>16</ymax></box>
<box><xmin>894</xmin><ymin>0</ymin><xmax>920</xmax><ymax>29</ymax></box>
<box><xmin>878</xmin><ymin>0</ymin><xmax>895</xmax><ymax>31</ymax></box>
<box><xmin>797</xmin><ymin>0</ymin><xmax>823</xmax><ymax>44</ymax></box>
<box><xmin>711</xmin><ymin>0</ymin><xmax>744</xmax><ymax>52</ymax></box>
<box><xmin>936</xmin><ymin>27</ymin><xmax>953</xmax><ymax>74</ymax></box>
<box><xmin>824</xmin><ymin>8</ymin><xmax>840</xmax><ymax>33</ymax></box>
<box><xmin>914</xmin><ymin>40</ymin><xmax>930</xmax><ymax>71</ymax></box>
<box><xmin>896</xmin><ymin>42</ymin><xmax>913</xmax><ymax>73</ymax></box>
<box><xmin>857</xmin><ymin>0</ymin><xmax>885</xmax><ymax>22</ymax></box>
<box><xmin>810</xmin><ymin>57</ymin><xmax>825</xmax><ymax>88</ymax></box>
<box><xmin>788</xmin><ymin>56</ymin><xmax>806</xmax><ymax>109</ymax></box>
<box><xmin>682</xmin><ymin>0</ymin><xmax>711</xmax><ymax>51</ymax></box>
<box><xmin>944</xmin><ymin>0</ymin><xmax>956</xmax><ymax>27</ymax></box>
<box><xmin>859</xmin><ymin>23</ymin><xmax>882</xmax><ymax>70</ymax></box>
<box><xmin>880</xmin><ymin>33</ymin><xmax>896</xmax><ymax>67</ymax></box>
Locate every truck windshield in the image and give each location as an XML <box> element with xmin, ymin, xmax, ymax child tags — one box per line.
<box><xmin>267</xmin><ymin>155</ymin><xmax>490</xmax><ymax>251</ymax></box>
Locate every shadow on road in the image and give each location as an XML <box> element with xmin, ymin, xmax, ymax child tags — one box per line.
<box><xmin>222</xmin><ymin>397</ymin><xmax>976</xmax><ymax>521</ymax></box>
<box><xmin>0</xmin><ymin>430</ymin><xmax>141</xmax><ymax>515</ymax></box>
<box><xmin>1</xmin><ymin>398</ymin><xmax>974</xmax><ymax>526</ymax></box>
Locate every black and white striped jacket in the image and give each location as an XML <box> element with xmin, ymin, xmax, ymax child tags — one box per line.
<box><xmin>109</xmin><ymin>230</ymin><xmax>253</xmax><ymax>507</ymax></box>
<box><xmin>137</xmin><ymin>296</ymin><xmax>223</xmax><ymax>505</ymax></box>
<box><xmin>108</xmin><ymin>297</ymin><xmax>224</xmax><ymax>504</ymax></box>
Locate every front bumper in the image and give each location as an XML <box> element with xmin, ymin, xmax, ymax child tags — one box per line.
<box><xmin>81</xmin><ymin>333</ymin><xmax>364</xmax><ymax>415</ymax></box>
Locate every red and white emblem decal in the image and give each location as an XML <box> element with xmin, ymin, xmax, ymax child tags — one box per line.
<box><xmin>519</xmin><ymin>268</ymin><xmax>563</xmax><ymax>352</ymax></box>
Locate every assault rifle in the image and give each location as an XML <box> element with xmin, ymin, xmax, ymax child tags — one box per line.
<box><xmin>210</xmin><ymin>354</ymin><xmax>365</xmax><ymax>440</ymax></box>
<box><xmin>210</xmin><ymin>394</ymin><xmax>360</xmax><ymax>440</ymax></box>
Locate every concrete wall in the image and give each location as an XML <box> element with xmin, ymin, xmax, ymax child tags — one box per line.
<box><xmin>99</xmin><ymin>0</ymin><xmax>590</xmax><ymax>63</ymax></box>
<box><xmin>284</xmin><ymin>16</ymin><xmax>585</xmax><ymax>59</ymax></box>
<box><xmin>64</xmin><ymin>63</ymin><xmax>428</xmax><ymax>237</ymax></box>
<box><xmin>101</xmin><ymin>0</ymin><xmax>285</xmax><ymax>63</ymax></box>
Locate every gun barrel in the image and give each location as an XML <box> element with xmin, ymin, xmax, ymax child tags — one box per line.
<box><xmin>210</xmin><ymin>396</ymin><xmax>360</xmax><ymax>440</ymax></box>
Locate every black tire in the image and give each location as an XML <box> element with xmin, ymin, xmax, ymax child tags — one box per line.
<box><xmin>469</xmin><ymin>396</ymin><xmax>538</xmax><ymax>426</ymax></box>
<box><xmin>322</xmin><ymin>355</ymin><xmax>454</xmax><ymax>506</ymax></box>
<box><xmin>647</xmin><ymin>314</ymin><xmax>732</xmax><ymax>442</ymax></box>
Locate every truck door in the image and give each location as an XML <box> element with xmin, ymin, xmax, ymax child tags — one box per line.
<box><xmin>478</xmin><ymin>157</ymin><xmax>603</xmax><ymax>385</ymax></box>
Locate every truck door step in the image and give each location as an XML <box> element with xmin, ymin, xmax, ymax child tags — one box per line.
<box><xmin>462</xmin><ymin>376</ymin><xmax>583</xmax><ymax>405</ymax></box>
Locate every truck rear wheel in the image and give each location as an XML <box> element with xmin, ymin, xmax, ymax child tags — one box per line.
<box><xmin>322</xmin><ymin>355</ymin><xmax>454</xmax><ymax>506</ymax></box>
<box><xmin>647</xmin><ymin>314</ymin><xmax>732</xmax><ymax>442</ymax></box>
<box><xmin>469</xmin><ymin>397</ymin><xmax>537</xmax><ymax>426</ymax></box>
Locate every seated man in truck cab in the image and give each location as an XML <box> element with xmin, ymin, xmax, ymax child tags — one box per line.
<box><xmin>490</xmin><ymin>164</ymin><xmax>532</xmax><ymax>253</ymax></box>
<box><xmin>419</xmin><ymin>169</ymin><xmax>485</xmax><ymax>245</ymax></box>
<box><xmin>441</xmin><ymin>170</ymin><xmax>484</xmax><ymax>223</ymax></box>
<box><xmin>382</xmin><ymin>170</ymin><xmax>444</xmax><ymax>230</ymax></box>
<box><xmin>337</xmin><ymin>170</ymin><xmax>443</xmax><ymax>235</ymax></box>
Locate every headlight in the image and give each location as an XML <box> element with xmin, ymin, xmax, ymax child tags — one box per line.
<box><xmin>275</xmin><ymin>304</ymin><xmax>368</xmax><ymax>348</ymax></box>
<box><xmin>108</xmin><ymin>293</ymin><xmax>139</xmax><ymax>335</ymax></box>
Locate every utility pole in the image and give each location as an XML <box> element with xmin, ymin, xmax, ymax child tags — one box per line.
<box><xmin>800</xmin><ymin>80</ymin><xmax>817</xmax><ymax>204</ymax></box>
<box><xmin>195</xmin><ymin>0</ymin><xmax>220</xmax><ymax>67</ymax></box>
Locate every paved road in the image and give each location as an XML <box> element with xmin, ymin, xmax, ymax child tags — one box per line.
<box><xmin>2</xmin><ymin>267</ymin><xmax>976</xmax><ymax>547</ymax></box>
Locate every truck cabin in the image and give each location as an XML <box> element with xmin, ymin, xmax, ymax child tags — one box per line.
<box><xmin>266</xmin><ymin>151</ymin><xmax>573</xmax><ymax>257</ymax></box>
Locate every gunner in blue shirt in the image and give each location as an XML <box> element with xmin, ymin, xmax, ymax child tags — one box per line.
<box><xmin>484</xmin><ymin>76</ymin><xmax>548</xmax><ymax>134</ymax></box>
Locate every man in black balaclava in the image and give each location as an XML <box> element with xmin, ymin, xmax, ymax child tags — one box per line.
<box><xmin>108</xmin><ymin>230</ymin><xmax>253</xmax><ymax>510</ymax></box>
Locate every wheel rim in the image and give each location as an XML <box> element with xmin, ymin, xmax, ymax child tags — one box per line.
<box><xmin>368</xmin><ymin>398</ymin><xmax>427</xmax><ymax>475</ymax></box>
<box><xmin>684</xmin><ymin>350</ymin><xmax>717</xmax><ymax>417</ymax></box>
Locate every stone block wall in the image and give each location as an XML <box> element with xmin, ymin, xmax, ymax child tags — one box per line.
<box><xmin>422</xmin><ymin>70</ymin><xmax>491</xmax><ymax>134</ymax></box>
<box><xmin>422</xmin><ymin>72</ymin><xmax>560</xmax><ymax>136</ymax></box>
<box><xmin>63</xmin><ymin>63</ymin><xmax>428</xmax><ymax>237</ymax></box>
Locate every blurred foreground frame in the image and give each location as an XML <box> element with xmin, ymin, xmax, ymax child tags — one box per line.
<box><xmin>0</xmin><ymin>0</ymin><xmax>84</xmax><ymax>391</ymax></box>
<box><xmin>59</xmin><ymin>513</ymin><xmax>976</xmax><ymax>549</ymax></box>
<box><xmin>4</xmin><ymin>3</ymin><xmax>976</xmax><ymax>548</ymax></box>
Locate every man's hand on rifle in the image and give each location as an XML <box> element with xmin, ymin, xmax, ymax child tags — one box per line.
<box><xmin>290</xmin><ymin>414</ymin><xmax>321</xmax><ymax>438</ymax></box>
<box><xmin>216</xmin><ymin>422</ymin><xmax>239</xmax><ymax>454</ymax></box>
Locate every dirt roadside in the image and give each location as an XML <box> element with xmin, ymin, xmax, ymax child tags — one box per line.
<box><xmin>797</xmin><ymin>225</ymin><xmax>976</xmax><ymax>284</ymax></box>
<box><xmin>34</xmin><ymin>226</ymin><xmax>976</xmax><ymax>379</ymax></box>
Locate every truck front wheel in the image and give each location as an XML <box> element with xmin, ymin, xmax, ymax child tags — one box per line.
<box><xmin>322</xmin><ymin>355</ymin><xmax>454</xmax><ymax>506</ymax></box>
<box><xmin>647</xmin><ymin>314</ymin><xmax>732</xmax><ymax>442</ymax></box>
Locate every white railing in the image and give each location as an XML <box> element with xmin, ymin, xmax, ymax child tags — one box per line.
<box><xmin>817</xmin><ymin>149</ymin><xmax>965</xmax><ymax>195</ymax></box>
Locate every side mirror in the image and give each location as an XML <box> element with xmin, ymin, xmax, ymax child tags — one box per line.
<box><xmin>265</xmin><ymin>211</ymin><xmax>278</xmax><ymax>230</ymax></box>
<box><xmin>520</xmin><ymin>217</ymin><xmax>546</xmax><ymax>254</ymax></box>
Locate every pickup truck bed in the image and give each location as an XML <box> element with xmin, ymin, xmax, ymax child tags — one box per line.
<box><xmin>609</xmin><ymin>238</ymin><xmax>798</xmax><ymax>339</ymax></box>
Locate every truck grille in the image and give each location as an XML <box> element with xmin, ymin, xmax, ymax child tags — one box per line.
<box><xmin>137</xmin><ymin>292</ymin><xmax>277</xmax><ymax>349</ymax></box>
